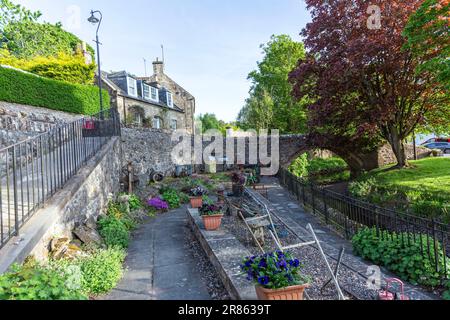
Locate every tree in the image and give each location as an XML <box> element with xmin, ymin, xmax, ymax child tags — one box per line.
<box><xmin>237</xmin><ymin>89</ymin><xmax>274</xmax><ymax>131</ymax></box>
<box><xmin>2</xmin><ymin>20</ymin><xmax>95</xmax><ymax>59</ymax></box>
<box><xmin>197</xmin><ymin>113</ymin><xmax>228</xmax><ymax>134</ymax></box>
<box><xmin>0</xmin><ymin>0</ymin><xmax>41</xmax><ymax>30</ymax></box>
<box><xmin>238</xmin><ymin>35</ymin><xmax>309</xmax><ymax>134</ymax></box>
<box><xmin>290</xmin><ymin>0</ymin><xmax>449</xmax><ymax>168</ymax></box>
<box><xmin>404</xmin><ymin>0</ymin><xmax>450</xmax><ymax>90</ymax></box>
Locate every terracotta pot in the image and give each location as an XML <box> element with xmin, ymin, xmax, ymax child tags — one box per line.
<box><xmin>202</xmin><ymin>214</ymin><xmax>223</xmax><ymax>231</ymax></box>
<box><xmin>255</xmin><ymin>284</ymin><xmax>309</xmax><ymax>301</ymax></box>
<box><xmin>190</xmin><ymin>197</ymin><xmax>203</xmax><ymax>208</ymax></box>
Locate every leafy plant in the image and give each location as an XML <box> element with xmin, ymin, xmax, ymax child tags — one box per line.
<box><xmin>97</xmin><ymin>216</ymin><xmax>130</xmax><ymax>249</ymax></box>
<box><xmin>106</xmin><ymin>202</ymin><xmax>137</xmax><ymax>231</ymax></box>
<box><xmin>352</xmin><ymin>228</ymin><xmax>450</xmax><ymax>288</ymax></box>
<box><xmin>289</xmin><ymin>154</ymin><xmax>309</xmax><ymax>178</ymax></box>
<box><xmin>348</xmin><ymin>178</ymin><xmax>377</xmax><ymax>198</ymax></box>
<box><xmin>76</xmin><ymin>247</ymin><xmax>126</xmax><ymax>296</ymax></box>
<box><xmin>127</xmin><ymin>194</ymin><xmax>143</xmax><ymax>211</ymax></box>
<box><xmin>190</xmin><ymin>186</ymin><xmax>208</xmax><ymax>197</ymax></box>
<box><xmin>199</xmin><ymin>203</ymin><xmax>223</xmax><ymax>216</ymax></box>
<box><xmin>162</xmin><ymin>189</ymin><xmax>181</xmax><ymax>209</ymax></box>
<box><xmin>241</xmin><ymin>251</ymin><xmax>310</xmax><ymax>290</ymax></box>
<box><xmin>0</xmin><ymin>263</ymin><xmax>87</xmax><ymax>300</ymax></box>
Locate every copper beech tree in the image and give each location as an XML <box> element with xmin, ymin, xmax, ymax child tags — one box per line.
<box><xmin>289</xmin><ymin>0</ymin><xmax>449</xmax><ymax>169</ymax></box>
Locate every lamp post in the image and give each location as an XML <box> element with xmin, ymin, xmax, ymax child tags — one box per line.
<box><xmin>88</xmin><ymin>10</ymin><xmax>103</xmax><ymax>116</ymax></box>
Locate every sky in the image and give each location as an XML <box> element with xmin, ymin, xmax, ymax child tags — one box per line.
<box><xmin>13</xmin><ymin>0</ymin><xmax>311</xmax><ymax>122</ymax></box>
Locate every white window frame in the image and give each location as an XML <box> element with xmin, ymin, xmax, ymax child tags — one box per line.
<box><xmin>170</xmin><ymin>119</ymin><xmax>177</xmax><ymax>130</ymax></box>
<box><xmin>153</xmin><ymin>116</ymin><xmax>162</xmax><ymax>129</ymax></box>
<box><xmin>142</xmin><ymin>84</ymin><xmax>151</xmax><ymax>100</ymax></box>
<box><xmin>166</xmin><ymin>91</ymin><xmax>173</xmax><ymax>108</ymax></box>
<box><xmin>127</xmin><ymin>76</ymin><xmax>138</xmax><ymax>97</ymax></box>
<box><xmin>151</xmin><ymin>86</ymin><xmax>159</xmax><ymax>102</ymax></box>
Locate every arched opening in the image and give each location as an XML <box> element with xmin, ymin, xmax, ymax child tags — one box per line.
<box><xmin>288</xmin><ymin>149</ymin><xmax>351</xmax><ymax>187</ymax></box>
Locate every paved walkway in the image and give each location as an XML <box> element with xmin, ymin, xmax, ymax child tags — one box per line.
<box><xmin>259</xmin><ymin>177</ymin><xmax>440</xmax><ymax>300</ymax></box>
<box><xmin>104</xmin><ymin>207</ymin><xmax>211</xmax><ymax>300</ymax></box>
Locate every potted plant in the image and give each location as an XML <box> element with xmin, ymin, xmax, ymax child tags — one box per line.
<box><xmin>231</xmin><ymin>172</ymin><xmax>246</xmax><ymax>197</ymax></box>
<box><xmin>241</xmin><ymin>251</ymin><xmax>310</xmax><ymax>300</ymax></box>
<box><xmin>190</xmin><ymin>186</ymin><xmax>208</xmax><ymax>208</ymax></box>
<box><xmin>199</xmin><ymin>203</ymin><xmax>224</xmax><ymax>231</ymax></box>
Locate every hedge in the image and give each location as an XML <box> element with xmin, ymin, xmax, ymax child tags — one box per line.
<box><xmin>0</xmin><ymin>66</ymin><xmax>109</xmax><ymax>115</ymax></box>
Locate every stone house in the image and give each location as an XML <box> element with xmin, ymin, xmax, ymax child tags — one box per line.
<box><xmin>101</xmin><ymin>59</ymin><xmax>195</xmax><ymax>133</ymax></box>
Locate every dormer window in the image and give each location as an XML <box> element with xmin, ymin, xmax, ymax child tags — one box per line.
<box><xmin>127</xmin><ymin>76</ymin><xmax>137</xmax><ymax>97</ymax></box>
<box><xmin>166</xmin><ymin>92</ymin><xmax>173</xmax><ymax>108</ymax></box>
<box><xmin>143</xmin><ymin>84</ymin><xmax>159</xmax><ymax>102</ymax></box>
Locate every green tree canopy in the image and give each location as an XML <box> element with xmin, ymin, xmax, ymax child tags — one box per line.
<box><xmin>238</xmin><ymin>34</ymin><xmax>308</xmax><ymax>134</ymax></box>
<box><xmin>197</xmin><ymin>113</ymin><xmax>229</xmax><ymax>134</ymax></box>
<box><xmin>404</xmin><ymin>0</ymin><xmax>450</xmax><ymax>90</ymax></box>
<box><xmin>1</xmin><ymin>0</ymin><xmax>94</xmax><ymax>59</ymax></box>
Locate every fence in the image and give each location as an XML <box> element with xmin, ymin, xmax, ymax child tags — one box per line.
<box><xmin>278</xmin><ymin>168</ymin><xmax>449</xmax><ymax>279</ymax></box>
<box><xmin>0</xmin><ymin>108</ymin><xmax>121</xmax><ymax>249</ymax></box>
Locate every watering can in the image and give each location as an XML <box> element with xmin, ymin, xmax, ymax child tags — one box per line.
<box><xmin>378</xmin><ymin>278</ymin><xmax>409</xmax><ymax>300</ymax></box>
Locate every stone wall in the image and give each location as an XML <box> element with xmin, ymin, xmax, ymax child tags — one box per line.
<box><xmin>378</xmin><ymin>144</ymin><xmax>432</xmax><ymax>166</ymax></box>
<box><xmin>0</xmin><ymin>101</ymin><xmax>82</xmax><ymax>147</ymax></box>
<box><xmin>121</xmin><ymin>127</ymin><xmax>178</xmax><ymax>182</ymax></box>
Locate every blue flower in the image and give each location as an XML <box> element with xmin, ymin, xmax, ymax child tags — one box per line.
<box><xmin>276</xmin><ymin>260</ymin><xmax>288</xmax><ymax>269</ymax></box>
<box><xmin>288</xmin><ymin>259</ymin><xmax>300</xmax><ymax>268</ymax></box>
<box><xmin>258</xmin><ymin>276</ymin><xmax>270</xmax><ymax>286</ymax></box>
<box><xmin>258</xmin><ymin>259</ymin><xmax>267</xmax><ymax>268</ymax></box>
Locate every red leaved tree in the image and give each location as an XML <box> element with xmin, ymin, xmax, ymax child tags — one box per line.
<box><xmin>290</xmin><ymin>0</ymin><xmax>448</xmax><ymax>168</ymax></box>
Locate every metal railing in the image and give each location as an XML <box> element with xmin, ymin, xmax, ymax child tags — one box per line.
<box><xmin>0</xmin><ymin>108</ymin><xmax>121</xmax><ymax>249</ymax></box>
<box><xmin>278</xmin><ymin>168</ymin><xmax>449</xmax><ymax>280</ymax></box>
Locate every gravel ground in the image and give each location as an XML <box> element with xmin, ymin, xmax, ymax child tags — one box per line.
<box><xmin>222</xmin><ymin>206</ymin><xmax>378</xmax><ymax>300</ymax></box>
<box><xmin>184</xmin><ymin>226</ymin><xmax>231</xmax><ymax>301</ymax></box>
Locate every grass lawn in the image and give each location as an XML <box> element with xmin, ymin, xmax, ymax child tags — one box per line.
<box><xmin>349</xmin><ymin>157</ymin><xmax>450</xmax><ymax>221</ymax></box>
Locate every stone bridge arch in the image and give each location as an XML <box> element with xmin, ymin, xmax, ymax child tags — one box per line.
<box><xmin>277</xmin><ymin>135</ymin><xmax>379</xmax><ymax>177</ymax></box>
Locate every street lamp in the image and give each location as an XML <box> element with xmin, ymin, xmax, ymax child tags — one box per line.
<box><xmin>88</xmin><ymin>10</ymin><xmax>103</xmax><ymax>116</ymax></box>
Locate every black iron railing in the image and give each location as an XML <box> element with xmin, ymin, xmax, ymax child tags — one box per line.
<box><xmin>0</xmin><ymin>108</ymin><xmax>121</xmax><ymax>249</ymax></box>
<box><xmin>278</xmin><ymin>168</ymin><xmax>449</xmax><ymax>280</ymax></box>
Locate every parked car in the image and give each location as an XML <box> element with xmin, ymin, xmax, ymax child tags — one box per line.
<box><xmin>421</xmin><ymin>137</ymin><xmax>450</xmax><ymax>145</ymax></box>
<box><xmin>423</xmin><ymin>142</ymin><xmax>450</xmax><ymax>154</ymax></box>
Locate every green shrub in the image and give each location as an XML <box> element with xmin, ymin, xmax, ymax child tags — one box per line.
<box><xmin>97</xmin><ymin>216</ymin><xmax>130</xmax><ymax>249</ymax></box>
<box><xmin>0</xmin><ymin>66</ymin><xmax>109</xmax><ymax>115</ymax></box>
<box><xmin>106</xmin><ymin>202</ymin><xmax>137</xmax><ymax>231</ymax></box>
<box><xmin>162</xmin><ymin>189</ymin><xmax>181</xmax><ymax>209</ymax></box>
<box><xmin>127</xmin><ymin>194</ymin><xmax>143</xmax><ymax>211</ymax></box>
<box><xmin>77</xmin><ymin>248</ymin><xmax>126</xmax><ymax>296</ymax></box>
<box><xmin>348</xmin><ymin>178</ymin><xmax>377</xmax><ymax>198</ymax></box>
<box><xmin>0</xmin><ymin>263</ymin><xmax>87</xmax><ymax>300</ymax></box>
<box><xmin>352</xmin><ymin>228</ymin><xmax>449</xmax><ymax>288</ymax></box>
<box><xmin>0</xmin><ymin>50</ymin><xmax>96</xmax><ymax>85</ymax></box>
<box><xmin>289</xmin><ymin>154</ymin><xmax>309</xmax><ymax>178</ymax></box>
<box><xmin>307</xmin><ymin>157</ymin><xmax>348</xmax><ymax>175</ymax></box>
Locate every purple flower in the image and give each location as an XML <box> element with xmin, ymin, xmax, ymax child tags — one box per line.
<box><xmin>276</xmin><ymin>260</ymin><xmax>288</xmax><ymax>269</ymax></box>
<box><xmin>258</xmin><ymin>259</ymin><xmax>267</xmax><ymax>268</ymax></box>
<box><xmin>147</xmin><ymin>197</ymin><xmax>169</xmax><ymax>210</ymax></box>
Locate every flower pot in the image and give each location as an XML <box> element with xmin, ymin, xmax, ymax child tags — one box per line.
<box><xmin>202</xmin><ymin>214</ymin><xmax>223</xmax><ymax>231</ymax></box>
<box><xmin>190</xmin><ymin>197</ymin><xmax>203</xmax><ymax>208</ymax></box>
<box><xmin>255</xmin><ymin>284</ymin><xmax>309</xmax><ymax>301</ymax></box>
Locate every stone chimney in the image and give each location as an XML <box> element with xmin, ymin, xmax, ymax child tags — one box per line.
<box><xmin>153</xmin><ymin>58</ymin><xmax>164</xmax><ymax>76</ymax></box>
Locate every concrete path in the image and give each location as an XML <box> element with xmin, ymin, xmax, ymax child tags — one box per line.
<box><xmin>104</xmin><ymin>207</ymin><xmax>211</xmax><ymax>300</ymax></box>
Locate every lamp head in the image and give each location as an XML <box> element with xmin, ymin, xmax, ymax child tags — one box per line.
<box><xmin>88</xmin><ymin>11</ymin><xmax>100</xmax><ymax>24</ymax></box>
